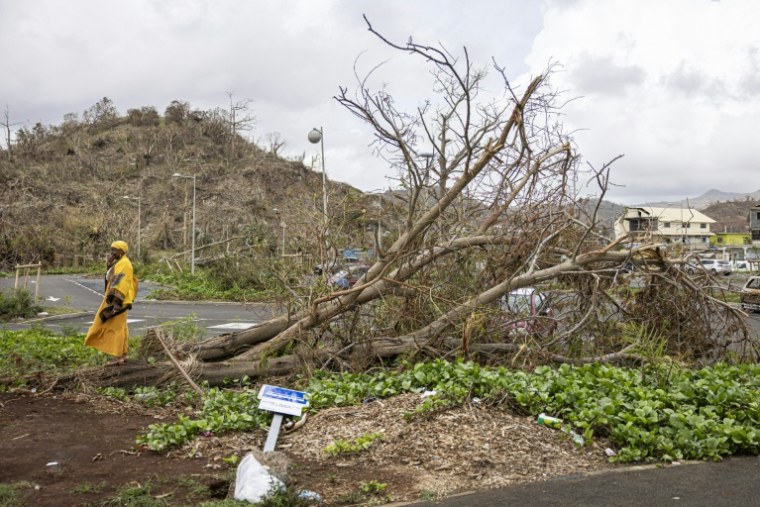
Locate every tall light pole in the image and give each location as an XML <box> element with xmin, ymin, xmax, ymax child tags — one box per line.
<box><xmin>123</xmin><ymin>195</ymin><xmax>141</xmax><ymax>259</ymax></box>
<box><xmin>308</xmin><ymin>127</ymin><xmax>327</xmax><ymax>218</ymax></box>
<box><xmin>173</xmin><ymin>173</ymin><xmax>196</xmax><ymax>274</ymax></box>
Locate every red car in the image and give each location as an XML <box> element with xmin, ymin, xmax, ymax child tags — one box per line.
<box><xmin>499</xmin><ymin>287</ymin><xmax>555</xmax><ymax>337</ymax></box>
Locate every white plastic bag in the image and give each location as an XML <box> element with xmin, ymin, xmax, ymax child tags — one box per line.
<box><xmin>234</xmin><ymin>454</ymin><xmax>284</xmax><ymax>503</ymax></box>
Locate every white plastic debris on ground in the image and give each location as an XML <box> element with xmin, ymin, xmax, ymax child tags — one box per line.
<box><xmin>234</xmin><ymin>453</ymin><xmax>284</xmax><ymax>503</ymax></box>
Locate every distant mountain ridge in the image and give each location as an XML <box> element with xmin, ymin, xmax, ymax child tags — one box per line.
<box><xmin>636</xmin><ymin>188</ymin><xmax>760</xmax><ymax>210</ymax></box>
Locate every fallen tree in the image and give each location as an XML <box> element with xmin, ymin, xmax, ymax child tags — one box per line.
<box><xmin>62</xmin><ymin>19</ymin><xmax>756</xmax><ymax>390</ymax></box>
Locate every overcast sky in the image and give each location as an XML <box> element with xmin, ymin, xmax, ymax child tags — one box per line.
<box><xmin>1</xmin><ymin>0</ymin><xmax>758</xmax><ymax>205</ymax></box>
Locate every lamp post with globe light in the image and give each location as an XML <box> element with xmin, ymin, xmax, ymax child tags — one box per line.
<box><xmin>173</xmin><ymin>173</ymin><xmax>196</xmax><ymax>274</ymax></box>
<box><xmin>122</xmin><ymin>195</ymin><xmax>141</xmax><ymax>259</ymax></box>
<box><xmin>308</xmin><ymin>127</ymin><xmax>327</xmax><ymax>218</ymax></box>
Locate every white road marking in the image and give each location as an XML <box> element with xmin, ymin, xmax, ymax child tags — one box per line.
<box><xmin>65</xmin><ymin>278</ymin><xmax>103</xmax><ymax>297</ymax></box>
<box><xmin>85</xmin><ymin>319</ymin><xmax>145</xmax><ymax>325</ymax></box>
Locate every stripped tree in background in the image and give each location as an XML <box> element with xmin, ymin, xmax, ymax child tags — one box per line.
<box><xmin>62</xmin><ymin>19</ymin><xmax>755</xmax><ymax>389</ymax></box>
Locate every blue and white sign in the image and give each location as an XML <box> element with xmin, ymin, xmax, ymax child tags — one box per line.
<box><xmin>258</xmin><ymin>385</ymin><xmax>309</xmax><ymax>417</ymax></box>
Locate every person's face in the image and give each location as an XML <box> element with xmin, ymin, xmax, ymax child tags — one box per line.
<box><xmin>108</xmin><ymin>247</ymin><xmax>124</xmax><ymax>263</ymax></box>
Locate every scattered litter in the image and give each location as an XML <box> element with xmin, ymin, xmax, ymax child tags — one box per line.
<box><xmin>421</xmin><ymin>390</ymin><xmax>437</xmax><ymax>398</ymax></box>
<box><xmin>671</xmin><ymin>461</ymin><xmax>681</xmax><ymax>466</ymax></box>
<box><xmin>569</xmin><ymin>431</ymin><xmax>585</xmax><ymax>447</ymax></box>
<box><xmin>135</xmin><ymin>393</ymin><xmax>156</xmax><ymax>401</ymax></box>
<box><xmin>298</xmin><ymin>490</ymin><xmax>323</xmax><ymax>502</ymax></box>
<box><xmin>37</xmin><ymin>312</ymin><xmax>49</xmax><ymax>316</ymax></box>
<box><xmin>537</xmin><ymin>413</ymin><xmax>562</xmax><ymax>429</ymax></box>
<box><xmin>604</xmin><ymin>448</ymin><xmax>617</xmax><ymax>457</ymax></box>
<box><xmin>34</xmin><ymin>485</ymin><xmax>40</xmax><ymax>490</ymax></box>
<box><xmin>234</xmin><ymin>454</ymin><xmax>285</xmax><ymax>503</ymax></box>
<box><xmin>30</xmin><ymin>388</ymin><xmax>37</xmax><ymax>394</ymax></box>
<box><xmin>472</xmin><ymin>397</ymin><xmax>482</xmax><ymax>405</ymax></box>
<box><xmin>672</xmin><ymin>497</ymin><xmax>680</xmax><ymax>500</ymax></box>
<box><xmin>363</xmin><ymin>397</ymin><xmax>377</xmax><ymax>403</ymax></box>
<box><xmin>45</xmin><ymin>462</ymin><xmax>61</xmax><ymax>473</ymax></box>
<box><xmin>46</xmin><ymin>297</ymin><xmax>60</xmax><ymax>302</ymax></box>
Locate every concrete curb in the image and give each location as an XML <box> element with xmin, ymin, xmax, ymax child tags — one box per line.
<box><xmin>136</xmin><ymin>299</ymin><xmax>272</xmax><ymax>307</ymax></box>
<box><xmin>15</xmin><ymin>311</ymin><xmax>93</xmax><ymax>324</ymax></box>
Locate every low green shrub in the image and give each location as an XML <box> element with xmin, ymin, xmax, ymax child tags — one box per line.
<box><xmin>0</xmin><ymin>289</ymin><xmax>42</xmax><ymax>322</ymax></box>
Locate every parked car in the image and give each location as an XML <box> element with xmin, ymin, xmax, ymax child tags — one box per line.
<box><xmin>499</xmin><ymin>287</ymin><xmax>555</xmax><ymax>337</ymax></box>
<box><xmin>330</xmin><ymin>265</ymin><xmax>370</xmax><ymax>289</ymax></box>
<box><xmin>314</xmin><ymin>249</ymin><xmax>371</xmax><ymax>275</ymax></box>
<box><xmin>741</xmin><ymin>276</ymin><xmax>760</xmax><ymax>313</ymax></box>
<box><xmin>687</xmin><ymin>258</ymin><xmax>732</xmax><ymax>276</ymax></box>
<box><xmin>314</xmin><ymin>260</ymin><xmax>342</xmax><ymax>276</ymax></box>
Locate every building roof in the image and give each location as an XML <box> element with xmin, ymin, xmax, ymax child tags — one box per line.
<box><xmin>625</xmin><ymin>207</ymin><xmax>716</xmax><ymax>224</ymax></box>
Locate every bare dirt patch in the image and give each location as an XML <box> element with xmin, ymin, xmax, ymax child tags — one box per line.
<box><xmin>0</xmin><ymin>392</ymin><xmax>231</xmax><ymax>506</ymax></box>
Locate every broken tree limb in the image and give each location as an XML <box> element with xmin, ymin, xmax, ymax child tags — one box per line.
<box><xmin>154</xmin><ymin>327</ymin><xmax>205</xmax><ymax>397</ymax></box>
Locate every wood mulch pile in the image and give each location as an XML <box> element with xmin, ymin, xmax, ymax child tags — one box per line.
<box><xmin>177</xmin><ymin>393</ymin><xmax>617</xmax><ymax>503</ymax></box>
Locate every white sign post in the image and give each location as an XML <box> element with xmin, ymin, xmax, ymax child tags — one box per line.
<box><xmin>257</xmin><ymin>385</ymin><xmax>309</xmax><ymax>452</ymax></box>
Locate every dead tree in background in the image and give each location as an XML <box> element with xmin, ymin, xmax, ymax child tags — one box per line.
<box><xmin>59</xmin><ymin>19</ymin><xmax>754</xmax><ymax>389</ymax></box>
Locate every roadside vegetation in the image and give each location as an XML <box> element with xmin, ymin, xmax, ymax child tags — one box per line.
<box><xmin>0</xmin><ymin>326</ymin><xmax>123</xmax><ymax>381</ymax></box>
<box><xmin>0</xmin><ymin>289</ymin><xmax>42</xmax><ymax>322</ymax></box>
<box><xmin>85</xmin><ymin>351</ymin><xmax>760</xmax><ymax>464</ymax></box>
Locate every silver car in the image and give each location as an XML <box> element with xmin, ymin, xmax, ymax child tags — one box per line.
<box><xmin>687</xmin><ymin>258</ymin><xmax>732</xmax><ymax>276</ymax></box>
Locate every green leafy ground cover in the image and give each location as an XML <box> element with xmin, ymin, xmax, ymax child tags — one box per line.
<box><xmin>133</xmin><ymin>359</ymin><xmax>760</xmax><ymax>463</ymax></box>
<box><xmin>0</xmin><ymin>327</ymin><xmax>104</xmax><ymax>379</ymax></box>
<box><xmin>145</xmin><ymin>271</ymin><xmax>273</xmax><ymax>302</ymax></box>
<box><xmin>3</xmin><ymin>329</ymin><xmax>760</xmax><ymax>464</ymax></box>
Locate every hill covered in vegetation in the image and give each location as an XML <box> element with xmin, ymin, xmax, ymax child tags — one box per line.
<box><xmin>0</xmin><ymin>98</ymin><xmax>363</xmax><ymax>271</ymax></box>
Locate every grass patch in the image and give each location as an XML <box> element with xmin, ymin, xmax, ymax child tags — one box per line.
<box><xmin>0</xmin><ymin>482</ymin><xmax>32</xmax><ymax>507</ymax></box>
<box><xmin>95</xmin><ymin>480</ymin><xmax>169</xmax><ymax>507</ymax></box>
<box><xmin>73</xmin><ymin>481</ymin><xmax>106</xmax><ymax>494</ymax></box>
<box><xmin>143</xmin><ymin>264</ymin><xmax>284</xmax><ymax>303</ymax></box>
<box><xmin>419</xmin><ymin>489</ymin><xmax>438</xmax><ymax>500</ymax></box>
<box><xmin>177</xmin><ymin>476</ymin><xmax>212</xmax><ymax>500</ymax></box>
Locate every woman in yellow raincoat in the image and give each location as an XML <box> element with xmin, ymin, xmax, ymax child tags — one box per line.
<box><xmin>84</xmin><ymin>240</ymin><xmax>138</xmax><ymax>366</ymax></box>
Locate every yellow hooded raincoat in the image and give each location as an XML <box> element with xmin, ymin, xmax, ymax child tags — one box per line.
<box><xmin>84</xmin><ymin>251</ymin><xmax>138</xmax><ymax>357</ymax></box>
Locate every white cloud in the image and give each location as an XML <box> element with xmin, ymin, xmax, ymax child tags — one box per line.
<box><xmin>2</xmin><ymin>0</ymin><xmax>758</xmax><ymax>206</ymax></box>
<box><xmin>0</xmin><ymin>0</ymin><xmax>543</xmax><ymax>192</ymax></box>
<box><xmin>525</xmin><ymin>0</ymin><xmax>760</xmax><ymax>204</ymax></box>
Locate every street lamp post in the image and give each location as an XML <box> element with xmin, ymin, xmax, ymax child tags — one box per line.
<box><xmin>173</xmin><ymin>173</ymin><xmax>196</xmax><ymax>275</ymax></box>
<box><xmin>281</xmin><ymin>222</ymin><xmax>286</xmax><ymax>256</ymax></box>
<box><xmin>123</xmin><ymin>195</ymin><xmax>141</xmax><ymax>259</ymax></box>
<box><xmin>308</xmin><ymin>127</ymin><xmax>327</xmax><ymax>218</ymax></box>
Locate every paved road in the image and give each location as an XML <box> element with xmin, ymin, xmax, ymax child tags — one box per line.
<box><xmin>0</xmin><ymin>274</ymin><xmax>279</xmax><ymax>336</ymax></box>
<box><xmin>411</xmin><ymin>457</ymin><xmax>760</xmax><ymax>507</ymax></box>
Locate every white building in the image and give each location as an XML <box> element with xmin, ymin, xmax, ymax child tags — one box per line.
<box><xmin>614</xmin><ymin>207</ymin><xmax>715</xmax><ymax>250</ymax></box>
